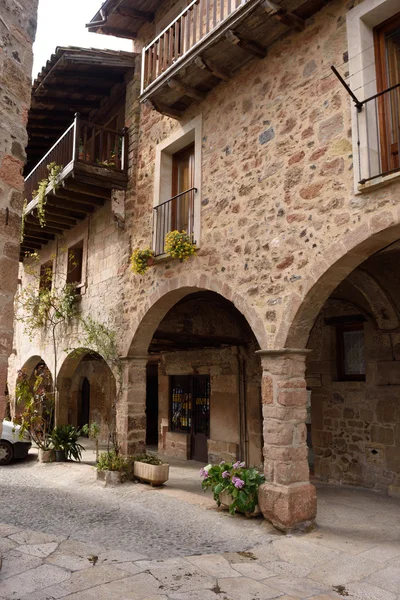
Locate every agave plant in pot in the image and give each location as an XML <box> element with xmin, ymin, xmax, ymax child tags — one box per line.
<box><xmin>200</xmin><ymin>461</ymin><xmax>265</xmax><ymax>516</ymax></box>
<box><xmin>50</xmin><ymin>425</ymin><xmax>84</xmax><ymax>462</ymax></box>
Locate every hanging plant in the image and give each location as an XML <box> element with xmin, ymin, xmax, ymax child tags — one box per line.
<box><xmin>33</xmin><ymin>162</ymin><xmax>63</xmax><ymax>228</ymax></box>
<box><xmin>165</xmin><ymin>230</ymin><xmax>196</xmax><ymax>261</ymax></box>
<box><xmin>130</xmin><ymin>248</ymin><xmax>155</xmax><ymax>275</ymax></box>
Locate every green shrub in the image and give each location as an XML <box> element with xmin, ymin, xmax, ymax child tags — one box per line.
<box><xmin>96</xmin><ymin>450</ymin><xmax>128</xmax><ymax>472</ymax></box>
<box><xmin>133</xmin><ymin>453</ymin><xmax>164</xmax><ymax>465</ymax></box>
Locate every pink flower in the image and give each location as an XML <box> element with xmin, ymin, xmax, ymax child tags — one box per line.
<box><xmin>222</xmin><ymin>471</ymin><xmax>230</xmax><ymax>479</ymax></box>
<box><xmin>232</xmin><ymin>476</ymin><xmax>245</xmax><ymax>489</ymax></box>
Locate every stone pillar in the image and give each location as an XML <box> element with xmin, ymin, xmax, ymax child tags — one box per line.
<box><xmin>55</xmin><ymin>378</ymin><xmax>70</xmax><ymax>425</ymax></box>
<box><xmin>118</xmin><ymin>356</ymin><xmax>147</xmax><ymax>455</ymax></box>
<box><xmin>257</xmin><ymin>349</ymin><xmax>316</xmax><ymax>532</ymax></box>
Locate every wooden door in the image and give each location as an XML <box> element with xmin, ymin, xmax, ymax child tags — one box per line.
<box><xmin>375</xmin><ymin>14</ymin><xmax>400</xmax><ymax>173</ymax></box>
<box><xmin>170</xmin><ymin>374</ymin><xmax>210</xmax><ymax>462</ymax></box>
<box><xmin>191</xmin><ymin>375</ymin><xmax>210</xmax><ymax>463</ymax></box>
<box><xmin>171</xmin><ymin>143</ymin><xmax>195</xmax><ymax>234</ymax></box>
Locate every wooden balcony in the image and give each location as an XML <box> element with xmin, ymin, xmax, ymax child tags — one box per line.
<box><xmin>21</xmin><ymin>114</ymin><xmax>128</xmax><ymax>257</ymax></box>
<box><xmin>140</xmin><ymin>0</ymin><xmax>327</xmax><ymax>116</ymax></box>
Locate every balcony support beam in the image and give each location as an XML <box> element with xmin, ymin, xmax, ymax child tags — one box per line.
<box><xmin>194</xmin><ymin>57</ymin><xmax>230</xmax><ymax>82</ymax></box>
<box><xmin>261</xmin><ymin>0</ymin><xmax>305</xmax><ymax>31</ymax></box>
<box><xmin>225</xmin><ymin>30</ymin><xmax>267</xmax><ymax>59</ymax></box>
<box><xmin>167</xmin><ymin>78</ymin><xmax>205</xmax><ymax>102</ymax></box>
<box><xmin>145</xmin><ymin>99</ymin><xmax>182</xmax><ymax>121</ymax></box>
<box><xmin>117</xmin><ymin>7</ymin><xmax>154</xmax><ymax>23</ymax></box>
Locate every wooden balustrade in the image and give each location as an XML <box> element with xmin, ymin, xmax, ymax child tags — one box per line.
<box><xmin>24</xmin><ymin>115</ymin><xmax>128</xmax><ymax>204</ymax></box>
<box><xmin>142</xmin><ymin>0</ymin><xmax>245</xmax><ymax>93</ymax></box>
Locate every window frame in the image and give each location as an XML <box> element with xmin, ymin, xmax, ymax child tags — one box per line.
<box><xmin>336</xmin><ymin>322</ymin><xmax>366</xmax><ymax>382</ymax></box>
<box><xmin>66</xmin><ymin>239</ymin><xmax>85</xmax><ymax>292</ymax></box>
<box><xmin>374</xmin><ymin>12</ymin><xmax>400</xmax><ymax>173</ymax></box>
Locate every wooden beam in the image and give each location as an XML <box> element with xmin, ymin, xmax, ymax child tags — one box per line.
<box><xmin>117</xmin><ymin>6</ymin><xmax>154</xmax><ymax>22</ymax></box>
<box><xmin>194</xmin><ymin>57</ymin><xmax>231</xmax><ymax>81</ymax></box>
<box><xmin>261</xmin><ymin>0</ymin><xmax>305</xmax><ymax>31</ymax></box>
<box><xmin>21</xmin><ymin>242</ymin><xmax>42</xmax><ymax>250</ymax></box>
<box><xmin>33</xmin><ymin>97</ymin><xmax>101</xmax><ymax>109</ymax></box>
<box><xmin>39</xmin><ymin>84</ymin><xmax>113</xmax><ymax>96</ymax></box>
<box><xmin>144</xmin><ymin>99</ymin><xmax>183</xmax><ymax>121</ymax></box>
<box><xmin>42</xmin><ymin>206</ymin><xmax>80</xmax><ymax>222</ymax></box>
<box><xmin>25</xmin><ymin>221</ymin><xmax>68</xmax><ymax>235</ymax></box>
<box><xmin>63</xmin><ymin>181</ymin><xmax>111</xmax><ymax>199</ymax></box>
<box><xmin>99</xmin><ymin>26</ymin><xmax>137</xmax><ymax>39</ymax></box>
<box><xmin>168</xmin><ymin>78</ymin><xmax>205</xmax><ymax>101</ymax></box>
<box><xmin>47</xmin><ymin>197</ymin><xmax>95</xmax><ymax>214</ymax></box>
<box><xmin>23</xmin><ymin>232</ymin><xmax>54</xmax><ymax>243</ymax></box>
<box><xmin>28</xmin><ymin>211</ymin><xmax>75</xmax><ymax>227</ymax></box>
<box><xmin>52</xmin><ymin>189</ymin><xmax>104</xmax><ymax>207</ymax></box>
<box><xmin>225</xmin><ymin>30</ymin><xmax>267</xmax><ymax>58</ymax></box>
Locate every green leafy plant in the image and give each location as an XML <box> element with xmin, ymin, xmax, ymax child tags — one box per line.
<box><xmin>82</xmin><ymin>422</ymin><xmax>100</xmax><ymax>462</ymax></box>
<box><xmin>200</xmin><ymin>461</ymin><xmax>265</xmax><ymax>515</ymax></box>
<box><xmin>133</xmin><ymin>453</ymin><xmax>165</xmax><ymax>466</ymax></box>
<box><xmin>32</xmin><ymin>162</ymin><xmax>63</xmax><ymax>228</ymax></box>
<box><xmin>14</xmin><ymin>365</ymin><xmax>54</xmax><ymax>450</ymax></box>
<box><xmin>130</xmin><ymin>248</ymin><xmax>155</xmax><ymax>275</ymax></box>
<box><xmin>97</xmin><ymin>449</ymin><xmax>128</xmax><ymax>472</ymax></box>
<box><xmin>50</xmin><ymin>425</ymin><xmax>84</xmax><ymax>461</ymax></box>
<box><xmin>165</xmin><ymin>230</ymin><xmax>196</xmax><ymax>261</ymax></box>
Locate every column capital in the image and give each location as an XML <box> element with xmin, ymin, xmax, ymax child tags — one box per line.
<box><xmin>120</xmin><ymin>355</ymin><xmax>149</xmax><ymax>366</ymax></box>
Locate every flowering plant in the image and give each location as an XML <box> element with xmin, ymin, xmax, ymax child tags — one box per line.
<box><xmin>200</xmin><ymin>461</ymin><xmax>265</xmax><ymax>515</ymax></box>
<box><xmin>164</xmin><ymin>230</ymin><xmax>196</xmax><ymax>261</ymax></box>
<box><xmin>130</xmin><ymin>248</ymin><xmax>155</xmax><ymax>275</ymax></box>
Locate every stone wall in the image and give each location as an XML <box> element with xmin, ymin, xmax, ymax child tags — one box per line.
<box><xmin>0</xmin><ymin>0</ymin><xmax>38</xmax><ymax>426</ymax></box>
<box><xmin>308</xmin><ymin>299</ymin><xmax>400</xmax><ymax>494</ymax></box>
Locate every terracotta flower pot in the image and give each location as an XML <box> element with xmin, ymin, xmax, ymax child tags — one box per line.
<box><xmin>38</xmin><ymin>448</ymin><xmax>55</xmax><ymax>463</ymax></box>
<box><xmin>133</xmin><ymin>461</ymin><xmax>169</xmax><ymax>486</ymax></box>
<box><xmin>146</xmin><ymin>257</ymin><xmax>155</xmax><ymax>267</ymax></box>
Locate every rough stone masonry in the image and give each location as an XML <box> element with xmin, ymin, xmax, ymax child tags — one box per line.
<box><xmin>0</xmin><ymin>0</ymin><xmax>38</xmax><ymax>426</ymax></box>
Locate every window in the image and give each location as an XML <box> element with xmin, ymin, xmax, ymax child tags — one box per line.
<box><xmin>171</xmin><ymin>143</ymin><xmax>195</xmax><ymax>232</ymax></box>
<box><xmin>336</xmin><ymin>324</ymin><xmax>366</xmax><ymax>381</ymax></box>
<box><xmin>153</xmin><ymin>116</ymin><xmax>201</xmax><ymax>255</ymax></box>
<box><xmin>39</xmin><ymin>260</ymin><xmax>53</xmax><ymax>292</ymax></box>
<box><xmin>67</xmin><ymin>241</ymin><xmax>83</xmax><ymax>289</ymax></box>
<box><xmin>374</xmin><ymin>13</ymin><xmax>400</xmax><ymax>173</ymax></box>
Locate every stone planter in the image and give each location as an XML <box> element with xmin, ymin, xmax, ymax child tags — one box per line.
<box><xmin>96</xmin><ymin>469</ymin><xmax>123</xmax><ymax>486</ymax></box>
<box><xmin>133</xmin><ymin>461</ymin><xmax>169</xmax><ymax>486</ymax></box>
<box><xmin>38</xmin><ymin>448</ymin><xmax>55</xmax><ymax>463</ymax></box>
<box><xmin>219</xmin><ymin>489</ymin><xmax>261</xmax><ymax>517</ymax></box>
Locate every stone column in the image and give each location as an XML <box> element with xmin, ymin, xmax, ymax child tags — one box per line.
<box><xmin>55</xmin><ymin>378</ymin><xmax>70</xmax><ymax>425</ymax></box>
<box><xmin>257</xmin><ymin>349</ymin><xmax>316</xmax><ymax>532</ymax></box>
<box><xmin>118</xmin><ymin>356</ymin><xmax>147</xmax><ymax>455</ymax></box>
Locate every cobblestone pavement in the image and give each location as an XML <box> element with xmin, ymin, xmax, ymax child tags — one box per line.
<box><xmin>1</xmin><ymin>451</ymin><xmax>400</xmax><ymax>599</ymax></box>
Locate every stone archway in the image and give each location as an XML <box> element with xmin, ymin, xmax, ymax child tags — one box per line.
<box><xmin>57</xmin><ymin>350</ymin><xmax>117</xmax><ymax>441</ymax></box>
<box><xmin>119</xmin><ymin>287</ymin><xmax>265</xmax><ymax>465</ymax></box>
<box><xmin>123</xmin><ymin>274</ymin><xmax>268</xmax><ymax>357</ymax></box>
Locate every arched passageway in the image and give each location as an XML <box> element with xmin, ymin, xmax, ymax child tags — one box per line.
<box><xmin>57</xmin><ymin>351</ymin><xmax>116</xmax><ymax>442</ymax></box>
<box><xmin>15</xmin><ymin>357</ymin><xmax>53</xmax><ymax>417</ymax></box>
<box><xmin>122</xmin><ymin>290</ymin><xmax>263</xmax><ymax>466</ymax></box>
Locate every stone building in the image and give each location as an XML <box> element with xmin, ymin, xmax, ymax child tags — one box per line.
<box><xmin>0</xmin><ymin>0</ymin><xmax>38</xmax><ymax>429</ymax></box>
<box><xmin>10</xmin><ymin>0</ymin><xmax>400</xmax><ymax>530</ymax></box>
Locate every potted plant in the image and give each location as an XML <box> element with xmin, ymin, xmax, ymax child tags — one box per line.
<box><xmin>81</xmin><ymin>422</ymin><xmax>100</xmax><ymax>462</ymax></box>
<box><xmin>133</xmin><ymin>453</ymin><xmax>169</xmax><ymax>486</ymax></box>
<box><xmin>50</xmin><ymin>425</ymin><xmax>84</xmax><ymax>462</ymax></box>
<box><xmin>200</xmin><ymin>461</ymin><xmax>265</xmax><ymax>516</ymax></box>
<box><xmin>164</xmin><ymin>230</ymin><xmax>196</xmax><ymax>261</ymax></box>
<box><xmin>96</xmin><ymin>449</ymin><xmax>127</xmax><ymax>486</ymax></box>
<box><xmin>130</xmin><ymin>248</ymin><xmax>155</xmax><ymax>275</ymax></box>
<box><xmin>15</xmin><ymin>366</ymin><xmax>55</xmax><ymax>463</ymax></box>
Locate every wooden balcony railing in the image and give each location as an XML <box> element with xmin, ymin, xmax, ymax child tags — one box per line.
<box><xmin>141</xmin><ymin>0</ymin><xmax>246</xmax><ymax>94</ymax></box>
<box><xmin>153</xmin><ymin>188</ymin><xmax>196</xmax><ymax>255</ymax></box>
<box><xmin>24</xmin><ymin>113</ymin><xmax>128</xmax><ymax>204</ymax></box>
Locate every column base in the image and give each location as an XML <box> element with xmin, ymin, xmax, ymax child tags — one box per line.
<box><xmin>258</xmin><ymin>482</ymin><xmax>317</xmax><ymax>532</ymax></box>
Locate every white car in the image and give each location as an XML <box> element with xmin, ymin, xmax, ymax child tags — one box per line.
<box><xmin>0</xmin><ymin>420</ymin><xmax>31</xmax><ymax>465</ymax></box>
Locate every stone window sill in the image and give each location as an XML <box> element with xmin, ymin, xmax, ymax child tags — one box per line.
<box><xmin>358</xmin><ymin>170</ymin><xmax>400</xmax><ymax>193</ymax></box>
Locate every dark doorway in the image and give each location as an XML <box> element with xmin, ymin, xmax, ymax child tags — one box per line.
<box><xmin>79</xmin><ymin>377</ymin><xmax>90</xmax><ymax>428</ymax></box>
<box><xmin>146</xmin><ymin>363</ymin><xmax>159</xmax><ymax>446</ymax></box>
<box><xmin>171</xmin><ymin>374</ymin><xmax>210</xmax><ymax>462</ymax></box>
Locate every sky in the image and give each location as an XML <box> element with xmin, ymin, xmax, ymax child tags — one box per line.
<box><xmin>32</xmin><ymin>0</ymin><xmax>132</xmax><ymax>79</ymax></box>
